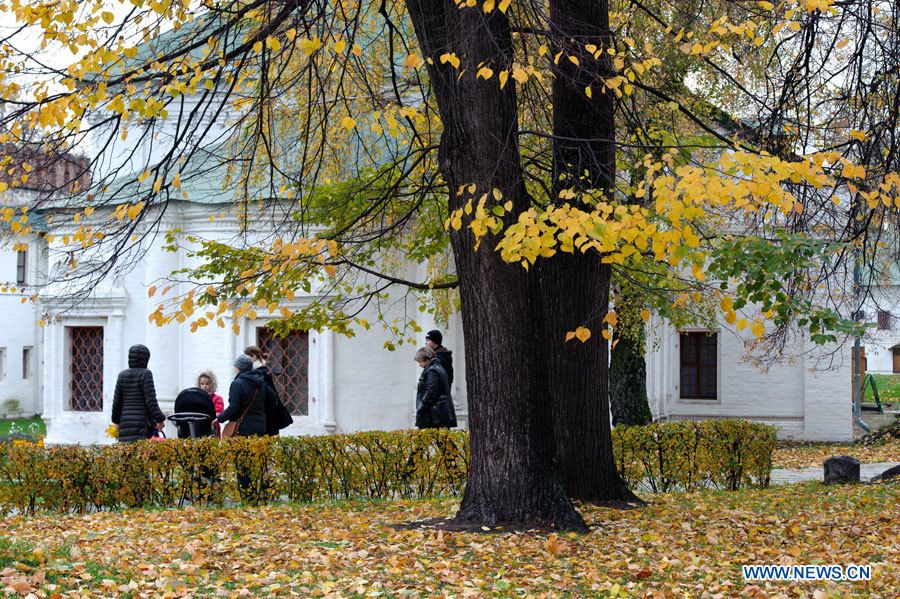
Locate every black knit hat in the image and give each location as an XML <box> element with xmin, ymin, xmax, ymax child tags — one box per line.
<box><xmin>425</xmin><ymin>329</ymin><xmax>443</xmax><ymax>345</ymax></box>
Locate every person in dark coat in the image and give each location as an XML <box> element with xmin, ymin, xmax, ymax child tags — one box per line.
<box><xmin>413</xmin><ymin>347</ymin><xmax>456</xmax><ymax>429</ymax></box>
<box><xmin>244</xmin><ymin>346</ymin><xmax>293</xmax><ymax>435</ymax></box>
<box><xmin>111</xmin><ymin>344</ymin><xmax>166</xmax><ymax>442</ymax></box>
<box><xmin>217</xmin><ymin>355</ymin><xmax>267</xmax><ymax>436</ymax></box>
<box><xmin>425</xmin><ymin>329</ymin><xmax>454</xmax><ymax>386</ymax></box>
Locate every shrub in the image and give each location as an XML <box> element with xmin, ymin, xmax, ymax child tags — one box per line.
<box><xmin>0</xmin><ymin>421</ymin><xmax>773</xmax><ymax>515</ymax></box>
<box><xmin>612</xmin><ymin>419</ymin><xmax>776</xmax><ymax>492</ymax></box>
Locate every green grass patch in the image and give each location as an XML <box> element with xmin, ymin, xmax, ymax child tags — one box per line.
<box><xmin>0</xmin><ymin>417</ymin><xmax>45</xmax><ymax>438</ymax></box>
<box><xmin>865</xmin><ymin>373</ymin><xmax>900</xmax><ymax>402</ymax></box>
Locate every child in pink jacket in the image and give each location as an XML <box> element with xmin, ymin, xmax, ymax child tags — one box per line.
<box><xmin>197</xmin><ymin>370</ymin><xmax>225</xmax><ymax>437</ymax></box>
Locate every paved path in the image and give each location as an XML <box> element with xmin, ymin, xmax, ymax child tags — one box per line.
<box><xmin>770</xmin><ymin>461</ymin><xmax>900</xmax><ymax>485</ymax></box>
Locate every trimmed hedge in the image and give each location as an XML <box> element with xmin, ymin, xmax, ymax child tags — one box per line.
<box><xmin>613</xmin><ymin>419</ymin><xmax>776</xmax><ymax>492</ymax></box>
<box><xmin>0</xmin><ymin>420</ymin><xmax>775</xmax><ymax>515</ymax></box>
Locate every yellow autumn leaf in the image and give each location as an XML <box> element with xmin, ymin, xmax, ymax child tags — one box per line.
<box><xmin>720</xmin><ymin>296</ymin><xmax>734</xmax><ymax>312</ymax></box>
<box><xmin>341</xmin><ymin>116</ymin><xmax>356</xmax><ymax>130</ymax></box>
<box><xmin>639</xmin><ymin>309</ymin><xmax>650</xmax><ymax>322</ymax></box>
<box><xmin>476</xmin><ymin>66</ymin><xmax>494</xmax><ymax>80</ymax></box>
<box><xmin>691</xmin><ymin>263</ymin><xmax>706</xmax><ymax>281</ymax></box>
<box><xmin>253</xmin><ymin>40</ymin><xmax>263</xmax><ymax>53</ymax></box>
<box><xmin>574</xmin><ymin>326</ymin><xmax>591</xmax><ymax>343</ymax></box>
<box><xmin>332</xmin><ymin>39</ymin><xmax>347</xmax><ymax>54</ymax></box>
<box><xmin>751</xmin><ymin>320</ymin><xmax>765</xmax><ymax>338</ymax></box>
<box><xmin>404</xmin><ymin>54</ymin><xmax>422</xmax><ymax>69</ymax></box>
<box><xmin>439</xmin><ymin>53</ymin><xmax>461</xmax><ymax>69</ymax></box>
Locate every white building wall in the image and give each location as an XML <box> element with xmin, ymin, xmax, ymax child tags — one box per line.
<box><xmin>646</xmin><ymin>317</ymin><xmax>853</xmax><ymax>442</ymax></box>
<box><xmin>0</xmin><ymin>234</ymin><xmax>44</xmax><ymax>417</ymax></box>
<box><xmin>862</xmin><ymin>286</ymin><xmax>900</xmax><ymax>373</ymax></box>
<box><xmin>40</xmin><ymin>202</ymin><xmax>469</xmax><ymax>444</ymax></box>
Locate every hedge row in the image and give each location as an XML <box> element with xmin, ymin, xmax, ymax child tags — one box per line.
<box><xmin>613</xmin><ymin>419</ymin><xmax>776</xmax><ymax>492</ymax></box>
<box><xmin>0</xmin><ymin>420</ymin><xmax>775</xmax><ymax>515</ymax></box>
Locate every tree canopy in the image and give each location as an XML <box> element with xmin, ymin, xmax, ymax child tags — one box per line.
<box><xmin>1</xmin><ymin>0</ymin><xmax>898</xmax><ymax>528</ymax></box>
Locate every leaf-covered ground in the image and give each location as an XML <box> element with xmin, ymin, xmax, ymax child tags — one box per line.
<box><xmin>773</xmin><ymin>440</ymin><xmax>900</xmax><ymax>469</ymax></box>
<box><xmin>0</xmin><ymin>483</ymin><xmax>897</xmax><ymax>598</ymax></box>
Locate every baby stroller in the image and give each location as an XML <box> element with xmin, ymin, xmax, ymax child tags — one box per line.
<box><xmin>169</xmin><ymin>387</ymin><xmax>217</xmax><ymax>438</ymax></box>
<box><xmin>169</xmin><ymin>387</ymin><xmax>219</xmax><ymax>504</ymax></box>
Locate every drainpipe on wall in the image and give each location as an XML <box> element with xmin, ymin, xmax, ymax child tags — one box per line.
<box><xmin>853</xmin><ymin>257</ymin><xmax>870</xmax><ymax>433</ymax></box>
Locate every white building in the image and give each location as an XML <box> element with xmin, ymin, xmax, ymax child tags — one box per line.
<box><xmin>862</xmin><ymin>278</ymin><xmax>900</xmax><ymax>375</ymax></box>
<box><xmin>0</xmin><ymin>194</ymin><xmax>46</xmax><ymax>419</ymax></box>
<box><xmin>645</xmin><ymin>316</ymin><xmax>852</xmax><ymax>441</ymax></box>
<box><xmin>35</xmin><ymin>199</ymin><xmax>469</xmax><ymax>444</ymax></box>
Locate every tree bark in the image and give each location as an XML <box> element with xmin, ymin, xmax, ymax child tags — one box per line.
<box><xmin>542</xmin><ymin>0</ymin><xmax>638</xmax><ymax>501</ymax></box>
<box><xmin>405</xmin><ymin>0</ymin><xmax>587</xmax><ymax>531</ymax></box>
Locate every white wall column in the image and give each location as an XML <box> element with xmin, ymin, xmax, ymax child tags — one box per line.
<box><xmin>319</xmin><ymin>329</ymin><xmax>336</xmax><ymax>432</ymax></box>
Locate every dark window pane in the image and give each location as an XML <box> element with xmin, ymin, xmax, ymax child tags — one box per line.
<box><xmin>679</xmin><ymin>332</ymin><xmax>717</xmax><ymax>399</ymax></box>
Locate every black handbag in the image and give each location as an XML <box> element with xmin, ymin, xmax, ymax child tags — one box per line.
<box><xmin>430</xmin><ymin>396</ymin><xmax>456</xmax><ymax>428</ymax></box>
<box><xmin>264</xmin><ymin>381</ymin><xmax>294</xmax><ymax>432</ymax></box>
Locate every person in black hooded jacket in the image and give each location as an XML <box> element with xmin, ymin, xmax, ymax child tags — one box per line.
<box><xmin>111</xmin><ymin>344</ymin><xmax>166</xmax><ymax>442</ymax></box>
<box><xmin>217</xmin><ymin>355</ymin><xmax>267</xmax><ymax>436</ymax></box>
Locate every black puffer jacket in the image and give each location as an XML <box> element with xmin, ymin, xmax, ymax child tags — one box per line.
<box><xmin>218</xmin><ymin>369</ymin><xmax>267</xmax><ymax>436</ymax></box>
<box><xmin>111</xmin><ymin>345</ymin><xmax>165</xmax><ymax>443</ymax></box>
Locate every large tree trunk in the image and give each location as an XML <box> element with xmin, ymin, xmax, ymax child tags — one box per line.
<box><xmin>405</xmin><ymin>0</ymin><xmax>587</xmax><ymax>531</ymax></box>
<box><xmin>542</xmin><ymin>0</ymin><xmax>637</xmax><ymax>501</ymax></box>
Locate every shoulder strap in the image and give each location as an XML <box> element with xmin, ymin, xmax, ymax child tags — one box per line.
<box><xmin>236</xmin><ymin>386</ymin><xmax>259</xmax><ymax>424</ymax></box>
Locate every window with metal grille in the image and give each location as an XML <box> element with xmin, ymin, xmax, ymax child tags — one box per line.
<box><xmin>679</xmin><ymin>332</ymin><xmax>717</xmax><ymax>399</ymax></box>
<box><xmin>16</xmin><ymin>250</ymin><xmax>26</xmax><ymax>285</ymax></box>
<box><xmin>256</xmin><ymin>327</ymin><xmax>309</xmax><ymax>416</ymax></box>
<box><xmin>877</xmin><ymin>310</ymin><xmax>892</xmax><ymax>330</ymax></box>
<box><xmin>69</xmin><ymin>327</ymin><xmax>103</xmax><ymax>411</ymax></box>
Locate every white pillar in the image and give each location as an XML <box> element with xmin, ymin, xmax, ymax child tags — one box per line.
<box><xmin>320</xmin><ymin>329</ymin><xmax>336</xmax><ymax>432</ymax></box>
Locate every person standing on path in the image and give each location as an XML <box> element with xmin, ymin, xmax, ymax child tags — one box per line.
<box><xmin>244</xmin><ymin>345</ymin><xmax>293</xmax><ymax>435</ymax></box>
<box><xmin>217</xmin><ymin>355</ymin><xmax>267</xmax><ymax>437</ymax></box>
<box><xmin>425</xmin><ymin>330</ymin><xmax>454</xmax><ymax>386</ymax></box>
<box><xmin>414</xmin><ymin>347</ymin><xmax>456</xmax><ymax>429</ymax></box>
<box><xmin>111</xmin><ymin>344</ymin><xmax>166</xmax><ymax>442</ymax></box>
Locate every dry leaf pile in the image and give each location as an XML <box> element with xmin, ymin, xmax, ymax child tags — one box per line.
<box><xmin>773</xmin><ymin>440</ymin><xmax>900</xmax><ymax>470</ymax></box>
<box><xmin>0</xmin><ymin>482</ymin><xmax>896</xmax><ymax>597</ymax></box>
